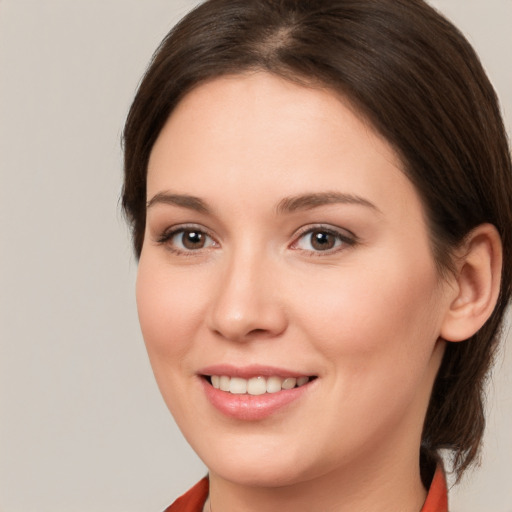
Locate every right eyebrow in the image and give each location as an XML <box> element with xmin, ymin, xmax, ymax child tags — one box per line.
<box><xmin>146</xmin><ymin>192</ymin><xmax>210</xmax><ymax>214</ymax></box>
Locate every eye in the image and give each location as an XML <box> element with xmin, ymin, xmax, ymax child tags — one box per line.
<box><xmin>291</xmin><ymin>226</ymin><xmax>355</xmax><ymax>253</ymax></box>
<box><xmin>158</xmin><ymin>226</ymin><xmax>217</xmax><ymax>254</ymax></box>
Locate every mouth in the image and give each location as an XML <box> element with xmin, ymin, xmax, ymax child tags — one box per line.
<box><xmin>198</xmin><ymin>365</ymin><xmax>318</xmax><ymax>420</ymax></box>
<box><xmin>203</xmin><ymin>375</ymin><xmax>317</xmax><ymax>395</ymax></box>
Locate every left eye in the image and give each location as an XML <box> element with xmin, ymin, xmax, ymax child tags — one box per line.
<box><xmin>293</xmin><ymin>228</ymin><xmax>349</xmax><ymax>252</ymax></box>
<box><xmin>169</xmin><ymin>229</ymin><xmax>216</xmax><ymax>251</ymax></box>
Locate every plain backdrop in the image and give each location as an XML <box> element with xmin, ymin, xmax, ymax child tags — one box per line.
<box><xmin>0</xmin><ymin>1</ymin><xmax>510</xmax><ymax>511</ymax></box>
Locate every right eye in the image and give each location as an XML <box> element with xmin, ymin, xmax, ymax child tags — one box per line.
<box><xmin>158</xmin><ymin>226</ymin><xmax>218</xmax><ymax>254</ymax></box>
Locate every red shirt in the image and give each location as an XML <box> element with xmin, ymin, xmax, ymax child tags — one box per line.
<box><xmin>164</xmin><ymin>467</ymin><xmax>448</xmax><ymax>512</ymax></box>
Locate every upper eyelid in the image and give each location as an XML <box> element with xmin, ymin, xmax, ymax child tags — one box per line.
<box><xmin>292</xmin><ymin>223</ymin><xmax>357</xmax><ymax>241</ymax></box>
<box><xmin>161</xmin><ymin>223</ymin><xmax>214</xmax><ymax>236</ymax></box>
<box><xmin>157</xmin><ymin>223</ymin><xmax>218</xmax><ymax>244</ymax></box>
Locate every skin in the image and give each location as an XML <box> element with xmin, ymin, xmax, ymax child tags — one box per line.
<box><xmin>137</xmin><ymin>72</ymin><xmax>460</xmax><ymax>512</ymax></box>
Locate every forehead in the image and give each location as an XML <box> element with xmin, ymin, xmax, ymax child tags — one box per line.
<box><xmin>147</xmin><ymin>72</ymin><xmax>420</xmax><ymax>220</ymax></box>
<box><xmin>154</xmin><ymin>72</ymin><xmax>394</xmax><ymax>156</ymax></box>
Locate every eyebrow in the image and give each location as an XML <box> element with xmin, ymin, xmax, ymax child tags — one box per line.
<box><xmin>146</xmin><ymin>192</ymin><xmax>210</xmax><ymax>213</ymax></box>
<box><xmin>275</xmin><ymin>191</ymin><xmax>380</xmax><ymax>214</ymax></box>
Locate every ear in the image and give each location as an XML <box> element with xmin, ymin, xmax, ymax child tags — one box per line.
<box><xmin>440</xmin><ymin>223</ymin><xmax>503</xmax><ymax>342</ymax></box>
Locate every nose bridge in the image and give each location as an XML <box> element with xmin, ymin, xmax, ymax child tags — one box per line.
<box><xmin>207</xmin><ymin>242</ymin><xmax>287</xmax><ymax>341</ymax></box>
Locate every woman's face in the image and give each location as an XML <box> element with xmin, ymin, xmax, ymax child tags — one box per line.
<box><xmin>137</xmin><ymin>73</ymin><xmax>453</xmax><ymax>487</ymax></box>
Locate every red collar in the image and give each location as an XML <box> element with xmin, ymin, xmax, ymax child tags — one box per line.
<box><xmin>420</xmin><ymin>465</ymin><xmax>449</xmax><ymax>512</ymax></box>
<box><xmin>163</xmin><ymin>477</ymin><xmax>209</xmax><ymax>512</ymax></box>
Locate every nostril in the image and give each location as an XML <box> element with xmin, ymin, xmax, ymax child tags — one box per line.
<box><xmin>247</xmin><ymin>328</ymin><xmax>269</xmax><ymax>337</ymax></box>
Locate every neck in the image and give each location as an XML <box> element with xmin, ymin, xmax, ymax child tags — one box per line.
<box><xmin>207</xmin><ymin>455</ymin><xmax>427</xmax><ymax>512</ymax></box>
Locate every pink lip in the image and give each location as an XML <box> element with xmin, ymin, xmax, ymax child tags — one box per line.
<box><xmin>198</xmin><ymin>365</ymin><xmax>316</xmax><ymax>421</ymax></box>
<box><xmin>198</xmin><ymin>364</ymin><xmax>310</xmax><ymax>379</ymax></box>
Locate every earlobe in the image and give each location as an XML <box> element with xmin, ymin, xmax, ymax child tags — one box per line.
<box><xmin>440</xmin><ymin>223</ymin><xmax>503</xmax><ymax>342</ymax></box>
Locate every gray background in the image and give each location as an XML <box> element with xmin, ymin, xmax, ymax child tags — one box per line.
<box><xmin>0</xmin><ymin>1</ymin><xmax>510</xmax><ymax>511</ymax></box>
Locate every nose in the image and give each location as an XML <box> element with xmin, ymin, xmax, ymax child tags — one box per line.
<box><xmin>206</xmin><ymin>249</ymin><xmax>288</xmax><ymax>342</ymax></box>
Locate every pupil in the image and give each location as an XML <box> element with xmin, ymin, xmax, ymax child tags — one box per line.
<box><xmin>183</xmin><ymin>230</ymin><xmax>204</xmax><ymax>249</ymax></box>
<box><xmin>312</xmin><ymin>231</ymin><xmax>334</xmax><ymax>250</ymax></box>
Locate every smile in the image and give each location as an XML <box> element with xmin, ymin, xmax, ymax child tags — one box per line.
<box><xmin>208</xmin><ymin>375</ymin><xmax>313</xmax><ymax>395</ymax></box>
<box><xmin>201</xmin><ymin>373</ymin><xmax>317</xmax><ymax>420</ymax></box>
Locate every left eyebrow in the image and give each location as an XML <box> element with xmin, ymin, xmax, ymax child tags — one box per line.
<box><xmin>275</xmin><ymin>191</ymin><xmax>381</xmax><ymax>214</ymax></box>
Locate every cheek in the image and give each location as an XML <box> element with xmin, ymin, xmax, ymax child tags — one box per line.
<box><xmin>292</xmin><ymin>260</ymin><xmax>444</xmax><ymax>448</ymax></box>
<box><xmin>295</xmin><ymin>254</ymin><xmax>443</xmax><ymax>375</ymax></box>
<box><xmin>135</xmin><ymin>255</ymin><xmax>207</xmax><ymax>361</ymax></box>
<box><xmin>135</xmin><ymin>254</ymin><xmax>215</xmax><ymax>423</ymax></box>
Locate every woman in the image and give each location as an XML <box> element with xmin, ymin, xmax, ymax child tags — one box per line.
<box><xmin>122</xmin><ymin>0</ymin><xmax>512</xmax><ymax>510</ymax></box>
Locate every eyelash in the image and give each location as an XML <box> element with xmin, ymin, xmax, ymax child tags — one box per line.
<box><xmin>156</xmin><ymin>224</ymin><xmax>357</xmax><ymax>256</ymax></box>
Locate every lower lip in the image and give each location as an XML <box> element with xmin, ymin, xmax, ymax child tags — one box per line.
<box><xmin>201</xmin><ymin>378</ymin><xmax>314</xmax><ymax>421</ymax></box>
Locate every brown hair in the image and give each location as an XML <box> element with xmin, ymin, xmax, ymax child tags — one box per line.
<box><xmin>122</xmin><ymin>0</ymin><xmax>512</xmax><ymax>485</ymax></box>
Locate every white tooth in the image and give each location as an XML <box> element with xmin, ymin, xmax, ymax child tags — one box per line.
<box><xmin>266</xmin><ymin>376</ymin><xmax>282</xmax><ymax>393</ymax></box>
<box><xmin>297</xmin><ymin>376</ymin><xmax>309</xmax><ymax>387</ymax></box>
<box><xmin>247</xmin><ymin>376</ymin><xmax>267</xmax><ymax>395</ymax></box>
<box><xmin>211</xmin><ymin>375</ymin><xmax>220</xmax><ymax>389</ymax></box>
<box><xmin>219</xmin><ymin>376</ymin><xmax>230</xmax><ymax>392</ymax></box>
<box><xmin>282</xmin><ymin>377</ymin><xmax>297</xmax><ymax>390</ymax></box>
<box><xmin>229</xmin><ymin>377</ymin><xmax>247</xmax><ymax>394</ymax></box>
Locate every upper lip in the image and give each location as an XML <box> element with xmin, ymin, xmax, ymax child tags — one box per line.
<box><xmin>198</xmin><ymin>364</ymin><xmax>314</xmax><ymax>379</ymax></box>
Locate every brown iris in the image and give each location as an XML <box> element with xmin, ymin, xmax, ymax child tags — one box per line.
<box><xmin>310</xmin><ymin>230</ymin><xmax>337</xmax><ymax>251</ymax></box>
<box><xmin>181</xmin><ymin>230</ymin><xmax>207</xmax><ymax>249</ymax></box>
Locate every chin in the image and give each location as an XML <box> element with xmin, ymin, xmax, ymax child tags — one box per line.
<box><xmin>210</xmin><ymin>461</ymin><xmax>312</xmax><ymax>488</ymax></box>
<box><xmin>197</xmin><ymin>437</ymin><xmax>327</xmax><ymax>488</ymax></box>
